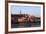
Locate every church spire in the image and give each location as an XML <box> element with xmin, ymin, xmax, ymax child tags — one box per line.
<box><xmin>20</xmin><ymin>10</ymin><xmax>21</xmax><ymax>15</ymax></box>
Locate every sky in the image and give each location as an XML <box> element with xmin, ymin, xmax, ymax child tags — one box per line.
<box><xmin>10</xmin><ymin>5</ymin><xmax>41</xmax><ymax>17</ymax></box>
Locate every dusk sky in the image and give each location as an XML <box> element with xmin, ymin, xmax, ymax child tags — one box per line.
<box><xmin>10</xmin><ymin>5</ymin><xmax>41</xmax><ymax>17</ymax></box>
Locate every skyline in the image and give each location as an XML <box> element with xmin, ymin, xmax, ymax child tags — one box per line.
<box><xmin>10</xmin><ymin>5</ymin><xmax>41</xmax><ymax>17</ymax></box>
